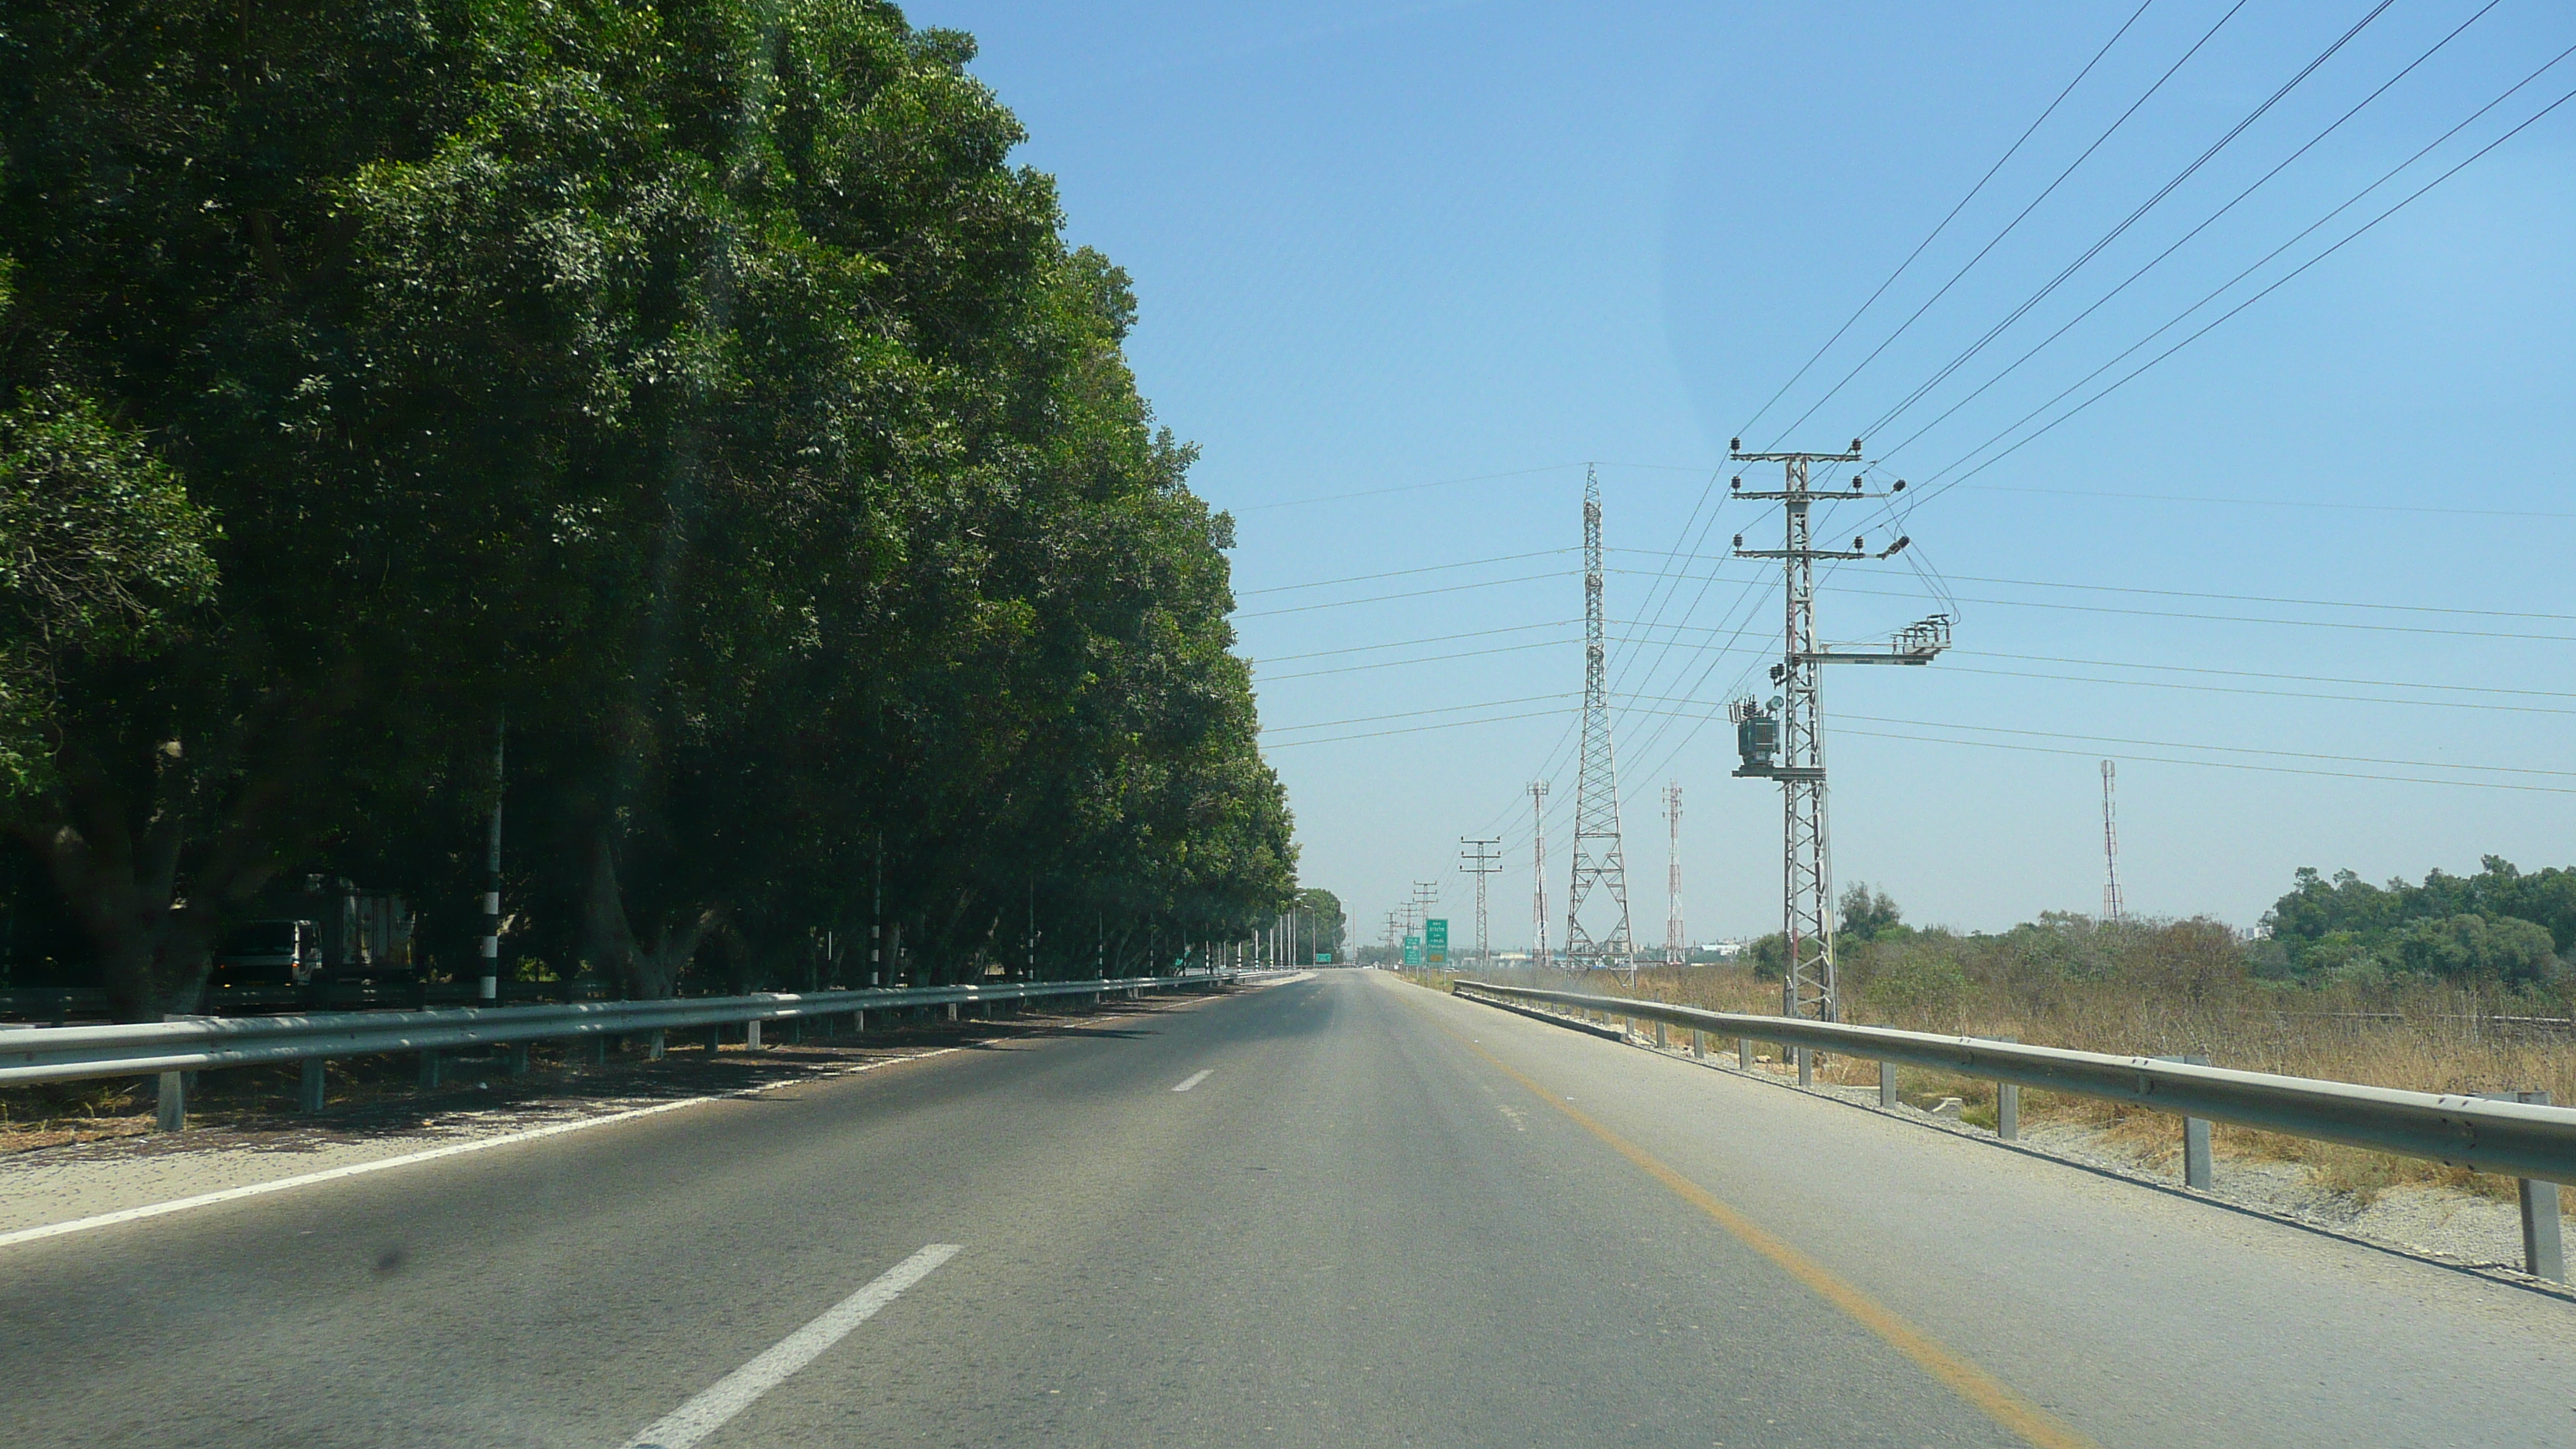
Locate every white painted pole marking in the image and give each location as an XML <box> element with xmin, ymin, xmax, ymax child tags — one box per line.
<box><xmin>0</xmin><ymin>1049</ymin><xmax>960</xmax><ymax>1252</ymax></box>
<box><xmin>1172</xmin><ymin>1069</ymin><xmax>1213</xmax><ymax>1093</ymax></box>
<box><xmin>619</xmin><ymin>1243</ymin><xmax>961</xmax><ymax>1449</ymax></box>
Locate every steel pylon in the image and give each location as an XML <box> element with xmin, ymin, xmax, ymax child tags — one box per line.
<box><xmin>1564</xmin><ymin>465</ymin><xmax>1635</xmax><ymax>973</ymax></box>
<box><xmin>1728</xmin><ymin>441</ymin><xmax>1946</xmax><ymax>1020</ymax></box>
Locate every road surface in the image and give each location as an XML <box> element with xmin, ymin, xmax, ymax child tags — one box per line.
<box><xmin>4</xmin><ymin>971</ymin><xmax>2573</xmax><ymax>1447</ymax></box>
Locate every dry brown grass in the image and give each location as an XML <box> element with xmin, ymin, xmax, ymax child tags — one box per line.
<box><xmin>1455</xmin><ymin>954</ymin><xmax>2568</xmax><ymax>1209</ymax></box>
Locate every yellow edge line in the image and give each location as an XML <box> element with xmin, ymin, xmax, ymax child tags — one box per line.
<box><xmin>1417</xmin><ymin>991</ymin><xmax>2099</xmax><ymax>1449</ymax></box>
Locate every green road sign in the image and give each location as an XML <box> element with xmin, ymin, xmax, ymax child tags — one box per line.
<box><xmin>1402</xmin><ymin>934</ymin><xmax>1423</xmax><ymax>967</ymax></box>
<box><xmin>1425</xmin><ymin>918</ymin><xmax>1448</xmax><ymax>964</ymax></box>
<box><xmin>1314</xmin><ymin>951</ymin><xmax>1331</xmax><ymax>964</ymax></box>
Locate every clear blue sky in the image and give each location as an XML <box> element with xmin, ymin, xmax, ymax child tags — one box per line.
<box><xmin>913</xmin><ymin>0</ymin><xmax>2576</xmax><ymax>947</ymax></box>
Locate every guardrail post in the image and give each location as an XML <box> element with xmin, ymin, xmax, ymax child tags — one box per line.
<box><xmin>156</xmin><ymin>1071</ymin><xmax>186</xmax><ymax>1132</ymax></box>
<box><xmin>2516</xmin><ymin>1091</ymin><xmax>2565</xmax><ymax>1282</ymax></box>
<box><xmin>1879</xmin><ymin>1060</ymin><xmax>1897</xmax><ymax>1108</ymax></box>
<box><xmin>1737</xmin><ymin>1037</ymin><xmax>1752</xmax><ymax>1070</ymax></box>
<box><xmin>855</xmin><ymin>1008</ymin><xmax>866</xmax><ymax>1034</ymax></box>
<box><xmin>417</xmin><ymin>1049</ymin><xmax>442</xmax><ymax>1091</ymax></box>
<box><xmin>1794</xmin><ymin>1045</ymin><xmax>1812</xmax><ymax>1087</ymax></box>
<box><xmin>299</xmin><ymin>1057</ymin><xmax>327</xmax><ymax>1113</ymax></box>
<box><xmin>1995</xmin><ymin>1036</ymin><xmax>2019</xmax><ymax>1142</ymax></box>
<box><xmin>584</xmin><ymin>1034</ymin><xmax>605</xmax><ymax>1067</ymax></box>
<box><xmin>509</xmin><ymin>1043</ymin><xmax>530</xmax><ymax>1078</ymax></box>
<box><xmin>1653</xmin><ymin>1019</ymin><xmax>1666</xmax><ymax>1049</ymax></box>
<box><xmin>2180</xmin><ymin>1053</ymin><xmax>2211</xmax><ymax>1189</ymax></box>
<box><xmin>1691</xmin><ymin>1029</ymin><xmax>1706</xmax><ymax>1059</ymax></box>
<box><xmin>705</xmin><ymin>1023</ymin><xmax>722</xmax><ymax>1052</ymax></box>
<box><xmin>746</xmin><ymin>1019</ymin><xmax>764</xmax><ymax>1050</ymax></box>
<box><xmin>646</xmin><ymin>1029</ymin><xmax>666</xmax><ymax>1061</ymax></box>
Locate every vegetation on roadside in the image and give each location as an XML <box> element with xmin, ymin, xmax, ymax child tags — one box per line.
<box><xmin>1460</xmin><ymin>865</ymin><xmax>2574</xmax><ymax>1209</ymax></box>
<box><xmin>0</xmin><ymin>0</ymin><xmax>1297</xmax><ymax>1016</ymax></box>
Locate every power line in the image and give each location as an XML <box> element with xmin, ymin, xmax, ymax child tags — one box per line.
<box><xmin>1256</xmin><ymin>637</ymin><xmax>1582</xmax><ymax>683</ymax></box>
<box><xmin>1235</xmin><ymin>569</ymin><xmax>1575</xmax><ymax>618</ymax></box>
<box><xmin>1252</xmin><ymin>618</ymin><xmax>1579</xmax><ymax>665</ymax></box>
<box><xmin>1769</xmin><ymin>0</ymin><xmax>2252</xmax><ymax>446</ymax></box>
<box><xmin>1236</xmin><ymin>549</ymin><xmax>1571</xmax><ymax>596</ymax></box>
<box><xmin>1936</xmin><ymin>663</ymin><xmax>2576</xmax><ymax>718</ymax></box>
<box><xmin>1235</xmin><ymin>464</ymin><xmax>1581</xmax><ymax>512</ymax></box>
<box><xmin>1886</xmin><ymin>714</ymin><xmax>2576</xmax><ymax>779</ymax></box>
<box><xmin>1870</xmin><ymin>0</ymin><xmax>2499</xmax><ymax>462</ymax></box>
<box><xmin>1608</xmin><ymin>554</ymin><xmax>2576</xmax><ymax>623</ymax></box>
<box><xmin>1262</xmin><ymin>707</ymin><xmax>1573</xmax><ymax>752</ymax></box>
<box><xmin>1917</xmin><ymin>572</ymin><xmax>2576</xmax><ymax>624</ymax></box>
<box><xmin>1258</xmin><ymin>624</ymin><xmax>1779</xmax><ymax>683</ymax></box>
<box><xmin>1646</xmin><ymin>704</ymin><xmax>2576</xmax><ymax>781</ymax></box>
<box><xmin>1951</xmin><ymin>481</ymin><xmax>2576</xmax><ymax>520</ymax></box>
<box><xmin>1831</xmin><ymin>727</ymin><xmax>2576</xmax><ymax>796</ymax></box>
<box><xmin>1900</xmin><ymin>51</ymin><xmax>2576</xmax><ymax>510</ymax></box>
<box><xmin>1955</xmin><ymin>649</ymin><xmax>2576</xmax><ymax>701</ymax></box>
<box><xmin>1262</xmin><ymin>692</ymin><xmax>1577</xmax><ymax>736</ymax></box>
<box><xmin>1736</xmin><ymin>0</ymin><xmax>2160</xmax><ymax>440</ymax></box>
<box><xmin>1610</xmin><ymin>576</ymin><xmax>2576</xmax><ymax>644</ymax></box>
<box><xmin>1862</xmin><ymin>0</ymin><xmax>2399</xmax><ymax>442</ymax></box>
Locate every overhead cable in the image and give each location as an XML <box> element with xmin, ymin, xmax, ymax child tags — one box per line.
<box><xmin>1734</xmin><ymin>0</ymin><xmax>2160</xmax><ymax>440</ymax></box>
<box><xmin>1768</xmin><ymin>0</ymin><xmax>2252</xmax><ymax>447</ymax></box>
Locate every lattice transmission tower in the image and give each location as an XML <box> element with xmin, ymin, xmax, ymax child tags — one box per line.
<box><xmin>1727</xmin><ymin>438</ymin><xmax>1948</xmax><ymax>1020</ymax></box>
<box><xmin>1527</xmin><ymin>779</ymin><xmax>1550</xmax><ymax>968</ymax></box>
<box><xmin>1663</xmin><ymin>782</ymin><xmax>1684</xmax><ymax>966</ymax></box>
<box><xmin>2101</xmin><ymin>759</ymin><xmax>2124</xmax><ymax>922</ymax></box>
<box><xmin>1564</xmin><ymin>465</ymin><xmax>1636</xmax><ymax>973</ymax></box>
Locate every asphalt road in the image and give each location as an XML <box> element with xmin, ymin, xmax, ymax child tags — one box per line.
<box><xmin>5</xmin><ymin>970</ymin><xmax>2575</xmax><ymax>1447</ymax></box>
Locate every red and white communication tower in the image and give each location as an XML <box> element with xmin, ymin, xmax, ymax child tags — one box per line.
<box><xmin>1662</xmin><ymin>783</ymin><xmax>1684</xmax><ymax>967</ymax></box>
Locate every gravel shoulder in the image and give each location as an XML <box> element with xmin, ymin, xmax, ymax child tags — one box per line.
<box><xmin>1597</xmin><ymin>1014</ymin><xmax>2567</xmax><ymax>1286</ymax></box>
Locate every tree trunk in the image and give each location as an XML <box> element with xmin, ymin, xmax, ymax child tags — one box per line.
<box><xmin>23</xmin><ymin>773</ymin><xmax>274</xmax><ymax>1020</ymax></box>
<box><xmin>577</xmin><ymin>821</ymin><xmax>718</xmax><ymax>999</ymax></box>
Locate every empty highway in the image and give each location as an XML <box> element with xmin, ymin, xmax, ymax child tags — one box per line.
<box><xmin>4</xmin><ymin>971</ymin><xmax>2572</xmax><ymax>1447</ymax></box>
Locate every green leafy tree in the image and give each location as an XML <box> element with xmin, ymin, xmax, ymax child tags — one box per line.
<box><xmin>1</xmin><ymin>0</ymin><xmax>1293</xmax><ymax>1012</ymax></box>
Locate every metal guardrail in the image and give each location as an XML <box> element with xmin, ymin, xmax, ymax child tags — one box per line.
<box><xmin>0</xmin><ymin>981</ymin><xmax>611</xmax><ymax>1023</ymax></box>
<box><xmin>0</xmin><ymin>971</ymin><xmax>1272</xmax><ymax>1127</ymax></box>
<box><xmin>1452</xmin><ymin>979</ymin><xmax>2576</xmax><ymax>1283</ymax></box>
<box><xmin>1452</xmin><ymin>981</ymin><xmax>2576</xmax><ymax>1184</ymax></box>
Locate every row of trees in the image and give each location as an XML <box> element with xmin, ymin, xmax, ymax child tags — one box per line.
<box><xmin>1730</xmin><ymin>861</ymin><xmax>2574</xmax><ymax>1017</ymax></box>
<box><xmin>0</xmin><ymin>0</ymin><xmax>1297</xmax><ymax>1018</ymax></box>
<box><xmin>2259</xmin><ymin>858</ymin><xmax>2571</xmax><ymax>988</ymax></box>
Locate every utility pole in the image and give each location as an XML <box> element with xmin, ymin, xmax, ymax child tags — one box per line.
<box><xmin>2101</xmin><ymin>760</ymin><xmax>2125</xmax><ymax>922</ymax></box>
<box><xmin>1382</xmin><ymin>909</ymin><xmax>1401</xmax><ymax>965</ymax></box>
<box><xmin>1460</xmin><ymin>838</ymin><xmax>1501</xmax><ymax>971</ymax></box>
<box><xmin>1727</xmin><ymin>437</ymin><xmax>1948</xmax><ymax>1021</ymax></box>
<box><xmin>1663</xmin><ymin>783</ymin><xmax>1684</xmax><ymax>968</ymax></box>
<box><xmin>1565</xmin><ymin>466</ymin><xmax>1636</xmax><ymax>975</ymax></box>
<box><xmin>1527</xmin><ymin>779</ymin><xmax>1550</xmax><ymax>968</ymax></box>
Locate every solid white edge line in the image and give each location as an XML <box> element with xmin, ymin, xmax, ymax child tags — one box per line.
<box><xmin>1172</xmin><ymin>1069</ymin><xmax>1213</xmax><ymax>1093</ymax></box>
<box><xmin>0</xmin><ymin>1048</ymin><xmax>961</xmax><ymax>1251</ymax></box>
<box><xmin>618</xmin><ymin>1243</ymin><xmax>961</xmax><ymax>1449</ymax></box>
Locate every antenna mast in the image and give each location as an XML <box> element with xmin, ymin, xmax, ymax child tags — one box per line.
<box><xmin>1565</xmin><ymin>465</ymin><xmax>1636</xmax><ymax>974</ymax></box>
<box><xmin>1663</xmin><ymin>782</ymin><xmax>1684</xmax><ymax>967</ymax></box>
<box><xmin>2102</xmin><ymin>759</ymin><xmax>2124</xmax><ymax>922</ymax></box>
<box><xmin>1528</xmin><ymin>779</ymin><xmax>1550</xmax><ymax>968</ymax></box>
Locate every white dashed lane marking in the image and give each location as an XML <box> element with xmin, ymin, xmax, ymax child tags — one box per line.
<box><xmin>618</xmin><ymin>1244</ymin><xmax>960</xmax><ymax>1449</ymax></box>
<box><xmin>1173</xmin><ymin>1070</ymin><xmax>1213</xmax><ymax>1093</ymax></box>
